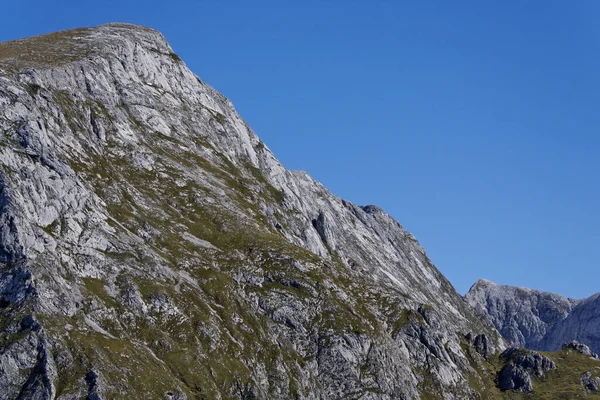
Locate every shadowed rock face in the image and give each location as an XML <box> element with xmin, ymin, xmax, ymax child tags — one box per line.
<box><xmin>581</xmin><ymin>371</ymin><xmax>600</xmax><ymax>392</ymax></box>
<box><xmin>501</xmin><ymin>348</ymin><xmax>556</xmax><ymax>377</ymax></box>
<box><xmin>497</xmin><ymin>364</ymin><xmax>533</xmax><ymax>392</ymax></box>
<box><xmin>466</xmin><ymin>279</ymin><xmax>600</xmax><ymax>354</ymax></box>
<box><xmin>540</xmin><ymin>294</ymin><xmax>600</xmax><ymax>353</ymax></box>
<box><xmin>0</xmin><ymin>23</ymin><xmax>505</xmax><ymax>399</ymax></box>
<box><xmin>497</xmin><ymin>348</ymin><xmax>556</xmax><ymax>393</ymax></box>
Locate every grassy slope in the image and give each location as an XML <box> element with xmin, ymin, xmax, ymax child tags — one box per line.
<box><xmin>468</xmin><ymin>348</ymin><xmax>600</xmax><ymax>400</ymax></box>
<box><xmin>529</xmin><ymin>349</ymin><xmax>600</xmax><ymax>399</ymax></box>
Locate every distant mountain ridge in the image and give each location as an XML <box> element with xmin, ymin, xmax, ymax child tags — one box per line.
<box><xmin>466</xmin><ymin>279</ymin><xmax>600</xmax><ymax>353</ymax></box>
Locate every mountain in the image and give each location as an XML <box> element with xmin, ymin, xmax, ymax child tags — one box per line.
<box><xmin>0</xmin><ymin>23</ymin><xmax>506</xmax><ymax>399</ymax></box>
<box><xmin>541</xmin><ymin>293</ymin><xmax>600</xmax><ymax>353</ymax></box>
<box><xmin>466</xmin><ymin>279</ymin><xmax>600</xmax><ymax>354</ymax></box>
<box><xmin>465</xmin><ymin>279</ymin><xmax>576</xmax><ymax>350</ymax></box>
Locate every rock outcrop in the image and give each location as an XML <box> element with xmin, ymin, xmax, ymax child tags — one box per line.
<box><xmin>497</xmin><ymin>348</ymin><xmax>556</xmax><ymax>392</ymax></box>
<box><xmin>497</xmin><ymin>363</ymin><xmax>533</xmax><ymax>392</ymax></box>
<box><xmin>563</xmin><ymin>341</ymin><xmax>598</xmax><ymax>358</ymax></box>
<box><xmin>0</xmin><ymin>24</ymin><xmax>504</xmax><ymax>399</ymax></box>
<box><xmin>581</xmin><ymin>371</ymin><xmax>600</xmax><ymax>392</ymax></box>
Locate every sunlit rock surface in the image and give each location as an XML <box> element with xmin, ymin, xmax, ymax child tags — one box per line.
<box><xmin>467</xmin><ymin>279</ymin><xmax>600</xmax><ymax>355</ymax></box>
<box><xmin>0</xmin><ymin>23</ymin><xmax>504</xmax><ymax>399</ymax></box>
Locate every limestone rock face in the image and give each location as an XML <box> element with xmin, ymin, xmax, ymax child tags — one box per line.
<box><xmin>466</xmin><ymin>279</ymin><xmax>600</xmax><ymax>354</ymax></box>
<box><xmin>541</xmin><ymin>294</ymin><xmax>600</xmax><ymax>353</ymax></box>
<box><xmin>466</xmin><ymin>279</ymin><xmax>577</xmax><ymax>349</ymax></box>
<box><xmin>0</xmin><ymin>24</ymin><xmax>504</xmax><ymax>399</ymax></box>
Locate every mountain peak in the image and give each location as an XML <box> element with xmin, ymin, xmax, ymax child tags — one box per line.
<box><xmin>474</xmin><ymin>278</ymin><xmax>496</xmax><ymax>286</ymax></box>
<box><xmin>0</xmin><ymin>25</ymin><xmax>506</xmax><ymax>399</ymax></box>
<box><xmin>465</xmin><ymin>280</ymin><xmax>582</xmax><ymax>351</ymax></box>
<box><xmin>0</xmin><ymin>23</ymin><xmax>171</xmax><ymax>69</ymax></box>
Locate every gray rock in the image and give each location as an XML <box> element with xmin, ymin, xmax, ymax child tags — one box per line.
<box><xmin>473</xmin><ymin>334</ymin><xmax>493</xmax><ymax>359</ymax></box>
<box><xmin>542</xmin><ymin>294</ymin><xmax>600</xmax><ymax>353</ymax></box>
<box><xmin>581</xmin><ymin>371</ymin><xmax>599</xmax><ymax>391</ymax></box>
<box><xmin>563</xmin><ymin>341</ymin><xmax>598</xmax><ymax>358</ymax></box>
<box><xmin>497</xmin><ymin>348</ymin><xmax>555</xmax><ymax>393</ymax></box>
<box><xmin>0</xmin><ymin>23</ymin><xmax>505</xmax><ymax>399</ymax></box>
<box><xmin>84</xmin><ymin>369</ymin><xmax>103</xmax><ymax>400</ymax></box>
<box><xmin>500</xmin><ymin>347</ymin><xmax>556</xmax><ymax>377</ymax></box>
<box><xmin>497</xmin><ymin>363</ymin><xmax>533</xmax><ymax>392</ymax></box>
<box><xmin>467</xmin><ymin>279</ymin><xmax>600</xmax><ymax>354</ymax></box>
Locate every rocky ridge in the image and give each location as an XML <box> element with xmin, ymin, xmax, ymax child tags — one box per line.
<box><xmin>0</xmin><ymin>23</ymin><xmax>505</xmax><ymax>399</ymax></box>
<box><xmin>466</xmin><ymin>279</ymin><xmax>600</xmax><ymax>355</ymax></box>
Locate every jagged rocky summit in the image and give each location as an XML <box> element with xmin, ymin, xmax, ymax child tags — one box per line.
<box><xmin>466</xmin><ymin>279</ymin><xmax>600</xmax><ymax>354</ymax></box>
<box><xmin>0</xmin><ymin>23</ymin><xmax>505</xmax><ymax>399</ymax></box>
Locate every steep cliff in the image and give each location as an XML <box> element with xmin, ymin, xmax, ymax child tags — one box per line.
<box><xmin>467</xmin><ymin>279</ymin><xmax>600</xmax><ymax>356</ymax></box>
<box><xmin>0</xmin><ymin>24</ymin><xmax>505</xmax><ymax>399</ymax></box>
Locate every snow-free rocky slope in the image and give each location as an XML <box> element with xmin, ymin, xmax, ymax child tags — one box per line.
<box><xmin>467</xmin><ymin>279</ymin><xmax>600</xmax><ymax>354</ymax></box>
<box><xmin>0</xmin><ymin>24</ymin><xmax>506</xmax><ymax>399</ymax></box>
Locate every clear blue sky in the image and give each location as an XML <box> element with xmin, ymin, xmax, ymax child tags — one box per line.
<box><xmin>1</xmin><ymin>1</ymin><xmax>598</xmax><ymax>299</ymax></box>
